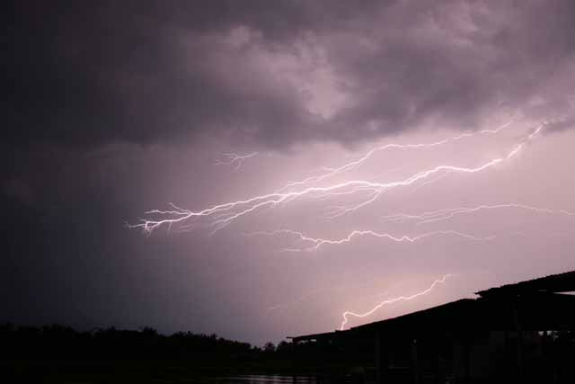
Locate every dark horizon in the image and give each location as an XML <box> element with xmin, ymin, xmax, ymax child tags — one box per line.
<box><xmin>2</xmin><ymin>268</ymin><xmax>574</xmax><ymax>383</ymax></box>
<box><xmin>3</xmin><ymin>267</ymin><xmax>574</xmax><ymax>345</ymax></box>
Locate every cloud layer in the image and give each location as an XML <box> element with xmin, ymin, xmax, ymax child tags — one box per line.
<box><xmin>4</xmin><ymin>0</ymin><xmax>573</xmax><ymax>149</ymax></box>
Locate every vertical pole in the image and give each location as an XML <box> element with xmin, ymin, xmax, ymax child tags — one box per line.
<box><xmin>375</xmin><ymin>330</ymin><xmax>382</xmax><ymax>384</ymax></box>
<box><xmin>512</xmin><ymin>299</ymin><xmax>523</xmax><ymax>382</ymax></box>
<box><xmin>464</xmin><ymin>334</ymin><xmax>471</xmax><ymax>383</ymax></box>
<box><xmin>412</xmin><ymin>338</ymin><xmax>420</xmax><ymax>384</ymax></box>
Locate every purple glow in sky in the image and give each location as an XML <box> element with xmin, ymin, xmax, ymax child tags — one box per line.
<box><xmin>2</xmin><ymin>0</ymin><xmax>573</xmax><ymax>345</ymax></box>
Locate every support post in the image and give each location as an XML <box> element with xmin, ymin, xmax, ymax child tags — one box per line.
<box><xmin>375</xmin><ymin>330</ymin><xmax>382</xmax><ymax>384</ymax></box>
<box><xmin>412</xmin><ymin>337</ymin><xmax>420</xmax><ymax>384</ymax></box>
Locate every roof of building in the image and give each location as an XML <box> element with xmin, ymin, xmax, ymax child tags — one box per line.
<box><xmin>476</xmin><ymin>270</ymin><xmax>575</xmax><ymax>297</ymax></box>
<box><xmin>292</xmin><ymin>270</ymin><xmax>575</xmax><ymax>343</ymax></box>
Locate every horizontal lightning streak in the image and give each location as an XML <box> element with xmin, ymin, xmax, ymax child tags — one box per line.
<box><xmin>130</xmin><ymin>124</ymin><xmax>541</xmax><ymax>234</ymax></box>
<box><xmin>247</xmin><ymin>229</ymin><xmax>493</xmax><ymax>252</ymax></box>
<box><xmin>215</xmin><ymin>152</ymin><xmax>259</xmax><ymax>169</ymax></box>
<box><xmin>339</xmin><ymin>274</ymin><xmax>451</xmax><ymax>330</ymax></box>
<box><xmin>380</xmin><ymin>203</ymin><xmax>574</xmax><ymax>226</ymax></box>
<box><xmin>278</xmin><ymin>117</ymin><xmax>516</xmax><ymax>192</ymax></box>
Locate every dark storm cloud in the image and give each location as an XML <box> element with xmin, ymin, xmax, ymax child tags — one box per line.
<box><xmin>326</xmin><ymin>0</ymin><xmax>574</xmax><ymax>139</ymax></box>
<box><xmin>2</xmin><ymin>0</ymin><xmax>321</xmax><ymax>148</ymax></box>
<box><xmin>3</xmin><ymin>0</ymin><xmax>573</xmax><ymax>150</ymax></box>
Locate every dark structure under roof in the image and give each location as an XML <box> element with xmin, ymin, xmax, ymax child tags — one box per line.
<box><xmin>290</xmin><ymin>270</ymin><xmax>575</xmax><ymax>383</ymax></box>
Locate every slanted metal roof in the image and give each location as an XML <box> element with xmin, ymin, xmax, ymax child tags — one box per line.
<box><xmin>291</xmin><ymin>270</ymin><xmax>575</xmax><ymax>343</ymax></box>
<box><xmin>476</xmin><ymin>270</ymin><xmax>575</xmax><ymax>297</ymax></box>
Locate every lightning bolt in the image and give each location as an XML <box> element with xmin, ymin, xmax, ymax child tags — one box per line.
<box><xmin>339</xmin><ymin>274</ymin><xmax>451</xmax><ymax>330</ymax></box>
<box><xmin>215</xmin><ymin>152</ymin><xmax>259</xmax><ymax>169</ymax></box>
<box><xmin>130</xmin><ymin>124</ymin><xmax>543</xmax><ymax>234</ymax></box>
<box><xmin>277</xmin><ymin>116</ymin><xmax>516</xmax><ymax>193</ymax></box>
<box><xmin>247</xmin><ymin>229</ymin><xmax>493</xmax><ymax>252</ymax></box>
<box><xmin>267</xmin><ymin>286</ymin><xmax>389</xmax><ymax>314</ymax></box>
<box><xmin>380</xmin><ymin>203</ymin><xmax>574</xmax><ymax>226</ymax></box>
<box><xmin>129</xmin><ymin>116</ymin><xmax>574</xmax><ymax>334</ymax></box>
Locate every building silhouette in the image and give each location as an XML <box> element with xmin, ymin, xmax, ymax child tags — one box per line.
<box><xmin>291</xmin><ymin>270</ymin><xmax>575</xmax><ymax>383</ymax></box>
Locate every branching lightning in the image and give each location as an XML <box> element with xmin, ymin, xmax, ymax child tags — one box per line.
<box><xmin>380</xmin><ymin>203</ymin><xmax>574</xmax><ymax>226</ymax></box>
<box><xmin>130</xmin><ymin>124</ymin><xmax>543</xmax><ymax>234</ymax></box>
<box><xmin>247</xmin><ymin>229</ymin><xmax>494</xmax><ymax>252</ymax></box>
<box><xmin>277</xmin><ymin>117</ymin><xmax>516</xmax><ymax>193</ymax></box>
<box><xmin>339</xmin><ymin>274</ymin><xmax>451</xmax><ymax>330</ymax></box>
<box><xmin>129</xmin><ymin>116</ymin><xmax>574</xmax><ymax>333</ymax></box>
<box><xmin>215</xmin><ymin>152</ymin><xmax>259</xmax><ymax>169</ymax></box>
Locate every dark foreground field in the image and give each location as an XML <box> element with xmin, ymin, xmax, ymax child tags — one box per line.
<box><xmin>0</xmin><ymin>324</ymin><xmax>363</xmax><ymax>383</ymax></box>
<box><xmin>2</xmin><ymin>324</ymin><xmax>573</xmax><ymax>383</ymax></box>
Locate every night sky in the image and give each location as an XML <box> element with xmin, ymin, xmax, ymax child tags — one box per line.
<box><xmin>2</xmin><ymin>0</ymin><xmax>574</xmax><ymax>345</ymax></box>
